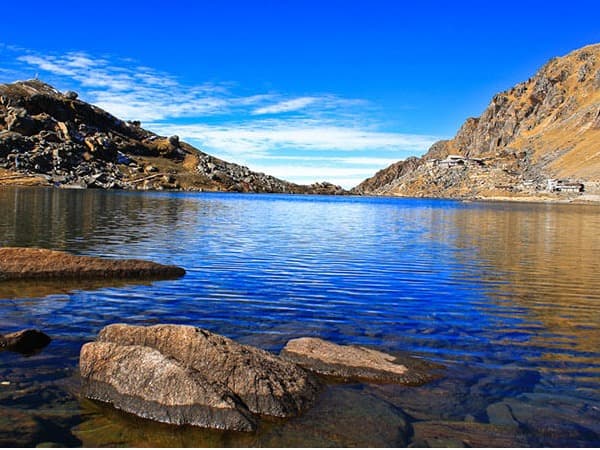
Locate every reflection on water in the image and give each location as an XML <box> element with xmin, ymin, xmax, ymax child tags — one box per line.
<box><xmin>0</xmin><ymin>187</ymin><xmax>599</xmax><ymax>447</ymax></box>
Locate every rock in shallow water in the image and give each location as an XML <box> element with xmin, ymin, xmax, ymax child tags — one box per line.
<box><xmin>280</xmin><ymin>337</ymin><xmax>438</xmax><ymax>385</ymax></box>
<box><xmin>0</xmin><ymin>247</ymin><xmax>185</xmax><ymax>281</ymax></box>
<box><xmin>0</xmin><ymin>329</ymin><xmax>51</xmax><ymax>355</ymax></box>
<box><xmin>80</xmin><ymin>324</ymin><xmax>321</xmax><ymax>431</ymax></box>
<box><xmin>411</xmin><ymin>420</ymin><xmax>529</xmax><ymax>447</ymax></box>
<box><xmin>80</xmin><ymin>341</ymin><xmax>257</xmax><ymax>431</ymax></box>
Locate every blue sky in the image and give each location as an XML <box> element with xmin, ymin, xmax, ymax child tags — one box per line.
<box><xmin>1</xmin><ymin>1</ymin><xmax>599</xmax><ymax>188</ymax></box>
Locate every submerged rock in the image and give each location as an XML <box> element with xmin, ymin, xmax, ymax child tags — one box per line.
<box><xmin>411</xmin><ymin>420</ymin><xmax>529</xmax><ymax>447</ymax></box>
<box><xmin>280</xmin><ymin>337</ymin><xmax>437</xmax><ymax>385</ymax></box>
<box><xmin>259</xmin><ymin>386</ymin><xmax>412</xmax><ymax>447</ymax></box>
<box><xmin>80</xmin><ymin>324</ymin><xmax>321</xmax><ymax>431</ymax></box>
<box><xmin>0</xmin><ymin>329</ymin><xmax>51</xmax><ymax>355</ymax></box>
<box><xmin>0</xmin><ymin>247</ymin><xmax>185</xmax><ymax>281</ymax></box>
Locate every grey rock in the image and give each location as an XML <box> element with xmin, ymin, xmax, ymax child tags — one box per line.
<box><xmin>281</xmin><ymin>337</ymin><xmax>438</xmax><ymax>385</ymax></box>
<box><xmin>95</xmin><ymin>324</ymin><xmax>321</xmax><ymax>418</ymax></box>
<box><xmin>486</xmin><ymin>402</ymin><xmax>519</xmax><ymax>428</ymax></box>
<box><xmin>80</xmin><ymin>341</ymin><xmax>257</xmax><ymax>431</ymax></box>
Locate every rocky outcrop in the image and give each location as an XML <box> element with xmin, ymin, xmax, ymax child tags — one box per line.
<box><xmin>80</xmin><ymin>324</ymin><xmax>321</xmax><ymax>430</ymax></box>
<box><xmin>0</xmin><ymin>329</ymin><xmax>50</xmax><ymax>355</ymax></box>
<box><xmin>0</xmin><ymin>247</ymin><xmax>185</xmax><ymax>281</ymax></box>
<box><xmin>0</xmin><ymin>80</ymin><xmax>345</xmax><ymax>194</ymax></box>
<box><xmin>354</xmin><ymin>43</ymin><xmax>600</xmax><ymax>199</ymax></box>
<box><xmin>280</xmin><ymin>337</ymin><xmax>438</xmax><ymax>385</ymax></box>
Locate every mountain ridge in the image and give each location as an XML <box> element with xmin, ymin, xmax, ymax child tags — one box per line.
<box><xmin>353</xmin><ymin>43</ymin><xmax>600</xmax><ymax>200</ymax></box>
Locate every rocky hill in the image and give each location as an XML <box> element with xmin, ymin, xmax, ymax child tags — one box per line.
<box><xmin>0</xmin><ymin>80</ymin><xmax>345</xmax><ymax>194</ymax></box>
<box><xmin>354</xmin><ymin>43</ymin><xmax>600</xmax><ymax>200</ymax></box>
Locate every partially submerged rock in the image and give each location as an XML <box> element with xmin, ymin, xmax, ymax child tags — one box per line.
<box><xmin>0</xmin><ymin>329</ymin><xmax>50</xmax><ymax>355</ymax></box>
<box><xmin>281</xmin><ymin>337</ymin><xmax>438</xmax><ymax>385</ymax></box>
<box><xmin>80</xmin><ymin>341</ymin><xmax>257</xmax><ymax>431</ymax></box>
<box><xmin>0</xmin><ymin>247</ymin><xmax>185</xmax><ymax>281</ymax></box>
<box><xmin>80</xmin><ymin>324</ymin><xmax>321</xmax><ymax>431</ymax></box>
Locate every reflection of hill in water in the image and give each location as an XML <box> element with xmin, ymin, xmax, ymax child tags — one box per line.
<box><xmin>0</xmin><ymin>187</ymin><xmax>205</xmax><ymax>252</ymax></box>
<box><xmin>429</xmin><ymin>203</ymin><xmax>600</xmax><ymax>367</ymax></box>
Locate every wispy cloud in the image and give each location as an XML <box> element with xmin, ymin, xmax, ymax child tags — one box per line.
<box><xmin>3</xmin><ymin>46</ymin><xmax>442</xmax><ymax>188</ymax></box>
<box><xmin>252</xmin><ymin>97</ymin><xmax>318</xmax><ymax>115</ymax></box>
<box><xmin>150</xmin><ymin>120</ymin><xmax>437</xmax><ymax>156</ymax></box>
<box><xmin>14</xmin><ymin>51</ymin><xmax>238</xmax><ymax>121</ymax></box>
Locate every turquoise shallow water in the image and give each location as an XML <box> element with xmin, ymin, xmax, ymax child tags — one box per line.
<box><xmin>0</xmin><ymin>187</ymin><xmax>599</xmax><ymax>446</ymax></box>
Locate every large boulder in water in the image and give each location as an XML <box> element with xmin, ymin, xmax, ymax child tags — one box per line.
<box><xmin>80</xmin><ymin>324</ymin><xmax>321</xmax><ymax>431</ymax></box>
<box><xmin>281</xmin><ymin>337</ymin><xmax>438</xmax><ymax>385</ymax></box>
<box><xmin>80</xmin><ymin>341</ymin><xmax>257</xmax><ymax>431</ymax></box>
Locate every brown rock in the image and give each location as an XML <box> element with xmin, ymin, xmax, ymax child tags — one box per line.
<box><xmin>0</xmin><ymin>329</ymin><xmax>51</xmax><ymax>355</ymax></box>
<box><xmin>80</xmin><ymin>341</ymin><xmax>257</xmax><ymax>431</ymax></box>
<box><xmin>96</xmin><ymin>324</ymin><xmax>321</xmax><ymax>418</ymax></box>
<box><xmin>0</xmin><ymin>247</ymin><xmax>185</xmax><ymax>281</ymax></box>
<box><xmin>280</xmin><ymin>337</ymin><xmax>438</xmax><ymax>385</ymax></box>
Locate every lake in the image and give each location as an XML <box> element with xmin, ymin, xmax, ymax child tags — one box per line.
<box><xmin>0</xmin><ymin>187</ymin><xmax>599</xmax><ymax>447</ymax></box>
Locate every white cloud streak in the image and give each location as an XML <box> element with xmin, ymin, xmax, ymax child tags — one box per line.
<box><xmin>149</xmin><ymin>121</ymin><xmax>438</xmax><ymax>156</ymax></box>
<box><xmin>252</xmin><ymin>97</ymin><xmax>318</xmax><ymax>115</ymax></box>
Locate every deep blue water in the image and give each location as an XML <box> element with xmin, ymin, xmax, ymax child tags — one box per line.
<box><xmin>0</xmin><ymin>188</ymin><xmax>599</xmax><ymax>446</ymax></box>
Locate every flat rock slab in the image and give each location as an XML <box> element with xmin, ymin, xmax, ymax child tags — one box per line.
<box><xmin>0</xmin><ymin>248</ymin><xmax>185</xmax><ymax>281</ymax></box>
<box><xmin>281</xmin><ymin>337</ymin><xmax>439</xmax><ymax>385</ymax></box>
<box><xmin>80</xmin><ymin>324</ymin><xmax>321</xmax><ymax>431</ymax></box>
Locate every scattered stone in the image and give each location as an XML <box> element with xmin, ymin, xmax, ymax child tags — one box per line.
<box><xmin>63</xmin><ymin>91</ymin><xmax>78</xmax><ymax>100</ymax></box>
<box><xmin>280</xmin><ymin>337</ymin><xmax>438</xmax><ymax>385</ymax></box>
<box><xmin>0</xmin><ymin>329</ymin><xmax>51</xmax><ymax>355</ymax></box>
<box><xmin>0</xmin><ymin>247</ymin><xmax>185</xmax><ymax>281</ymax></box>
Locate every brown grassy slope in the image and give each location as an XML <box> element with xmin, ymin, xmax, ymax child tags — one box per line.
<box><xmin>354</xmin><ymin>43</ymin><xmax>600</xmax><ymax>197</ymax></box>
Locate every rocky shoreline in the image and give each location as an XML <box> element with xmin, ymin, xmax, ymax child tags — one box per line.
<box><xmin>0</xmin><ymin>80</ymin><xmax>346</xmax><ymax>195</ymax></box>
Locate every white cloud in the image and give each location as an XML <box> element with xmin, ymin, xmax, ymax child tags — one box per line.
<box><xmin>253</xmin><ymin>97</ymin><xmax>318</xmax><ymax>115</ymax></box>
<box><xmin>148</xmin><ymin>120</ymin><xmax>437</xmax><ymax>188</ymax></box>
<box><xmin>149</xmin><ymin>120</ymin><xmax>438</xmax><ymax>156</ymax></box>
